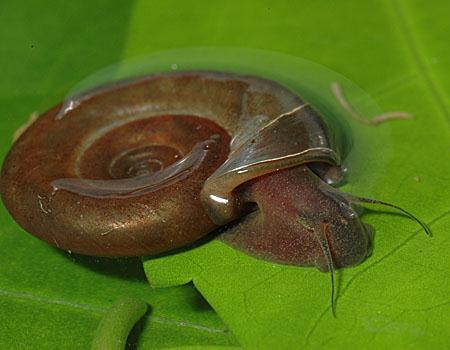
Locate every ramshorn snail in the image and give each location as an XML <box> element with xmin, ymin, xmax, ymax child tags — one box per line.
<box><xmin>0</xmin><ymin>71</ymin><xmax>429</xmax><ymax>312</ymax></box>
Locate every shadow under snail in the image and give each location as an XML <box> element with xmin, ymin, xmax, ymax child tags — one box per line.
<box><xmin>0</xmin><ymin>71</ymin><xmax>429</xmax><ymax>313</ymax></box>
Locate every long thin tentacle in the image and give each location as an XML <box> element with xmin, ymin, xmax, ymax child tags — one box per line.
<box><xmin>344</xmin><ymin>194</ymin><xmax>431</xmax><ymax>236</ymax></box>
<box><xmin>314</xmin><ymin>222</ymin><xmax>337</xmax><ymax>317</ymax></box>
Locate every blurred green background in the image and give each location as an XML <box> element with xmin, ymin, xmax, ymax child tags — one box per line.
<box><xmin>1</xmin><ymin>1</ymin><xmax>449</xmax><ymax>349</ymax></box>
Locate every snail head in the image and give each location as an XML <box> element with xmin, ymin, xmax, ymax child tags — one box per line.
<box><xmin>219</xmin><ymin>165</ymin><xmax>371</xmax><ymax>272</ymax></box>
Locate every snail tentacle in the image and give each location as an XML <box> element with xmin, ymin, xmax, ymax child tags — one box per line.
<box><xmin>315</xmin><ymin>221</ymin><xmax>337</xmax><ymax>317</ymax></box>
<box><xmin>344</xmin><ymin>194</ymin><xmax>431</xmax><ymax>236</ymax></box>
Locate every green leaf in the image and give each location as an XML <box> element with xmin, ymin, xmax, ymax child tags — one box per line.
<box><xmin>2</xmin><ymin>0</ymin><xmax>450</xmax><ymax>349</ymax></box>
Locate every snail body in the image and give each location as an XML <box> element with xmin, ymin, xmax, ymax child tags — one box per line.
<box><xmin>0</xmin><ymin>71</ymin><xmax>427</xmax><ymax>275</ymax></box>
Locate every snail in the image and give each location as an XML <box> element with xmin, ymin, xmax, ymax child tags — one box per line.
<box><xmin>0</xmin><ymin>71</ymin><xmax>429</xmax><ymax>313</ymax></box>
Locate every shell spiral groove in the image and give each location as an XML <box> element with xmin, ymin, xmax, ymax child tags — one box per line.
<box><xmin>1</xmin><ymin>71</ymin><xmax>374</xmax><ymax>272</ymax></box>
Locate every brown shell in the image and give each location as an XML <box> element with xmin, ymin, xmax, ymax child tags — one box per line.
<box><xmin>0</xmin><ymin>71</ymin><xmax>340</xmax><ymax>257</ymax></box>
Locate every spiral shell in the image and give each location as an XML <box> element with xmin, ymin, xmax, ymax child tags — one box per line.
<box><xmin>1</xmin><ymin>71</ymin><xmax>340</xmax><ymax>258</ymax></box>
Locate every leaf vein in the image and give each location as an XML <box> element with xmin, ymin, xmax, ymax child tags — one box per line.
<box><xmin>0</xmin><ymin>287</ymin><xmax>229</xmax><ymax>333</ymax></box>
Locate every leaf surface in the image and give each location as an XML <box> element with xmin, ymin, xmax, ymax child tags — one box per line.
<box><xmin>126</xmin><ymin>1</ymin><xmax>450</xmax><ymax>349</ymax></box>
